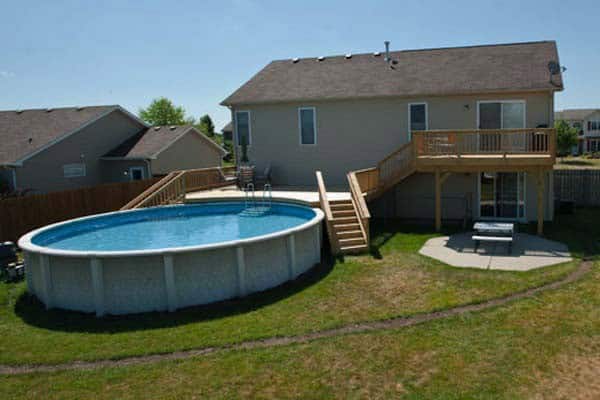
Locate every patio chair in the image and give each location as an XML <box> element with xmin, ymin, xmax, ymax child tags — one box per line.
<box><xmin>254</xmin><ymin>164</ymin><xmax>272</xmax><ymax>186</ymax></box>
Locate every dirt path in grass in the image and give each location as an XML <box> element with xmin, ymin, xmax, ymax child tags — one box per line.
<box><xmin>0</xmin><ymin>260</ymin><xmax>592</xmax><ymax>376</ymax></box>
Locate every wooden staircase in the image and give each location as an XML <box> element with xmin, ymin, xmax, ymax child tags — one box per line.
<box><xmin>317</xmin><ymin>141</ymin><xmax>417</xmax><ymax>255</ymax></box>
<box><xmin>330</xmin><ymin>199</ymin><xmax>368</xmax><ymax>253</ymax></box>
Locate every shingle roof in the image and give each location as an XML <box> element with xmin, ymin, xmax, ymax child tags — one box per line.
<box><xmin>221</xmin><ymin>121</ymin><xmax>232</xmax><ymax>133</ymax></box>
<box><xmin>103</xmin><ymin>125</ymin><xmax>227</xmax><ymax>159</ymax></box>
<box><xmin>0</xmin><ymin>105</ymin><xmax>119</xmax><ymax>165</ymax></box>
<box><xmin>222</xmin><ymin>41</ymin><xmax>563</xmax><ymax>106</ymax></box>
<box><xmin>555</xmin><ymin>109</ymin><xmax>600</xmax><ymax>121</ymax></box>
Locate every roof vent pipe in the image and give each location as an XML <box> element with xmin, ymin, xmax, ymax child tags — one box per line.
<box><xmin>384</xmin><ymin>41</ymin><xmax>391</xmax><ymax>63</ymax></box>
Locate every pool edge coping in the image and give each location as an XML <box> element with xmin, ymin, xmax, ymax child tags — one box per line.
<box><xmin>18</xmin><ymin>200</ymin><xmax>324</xmax><ymax>258</ymax></box>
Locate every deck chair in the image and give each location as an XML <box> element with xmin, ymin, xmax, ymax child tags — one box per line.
<box><xmin>254</xmin><ymin>164</ymin><xmax>272</xmax><ymax>186</ymax></box>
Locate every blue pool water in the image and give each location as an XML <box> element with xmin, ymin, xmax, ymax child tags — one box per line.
<box><xmin>32</xmin><ymin>202</ymin><xmax>316</xmax><ymax>252</ymax></box>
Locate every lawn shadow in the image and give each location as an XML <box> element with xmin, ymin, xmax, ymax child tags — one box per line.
<box><xmin>368</xmin><ymin>218</ymin><xmax>461</xmax><ymax>259</ymax></box>
<box><xmin>14</xmin><ymin>252</ymin><xmax>336</xmax><ymax>334</ymax></box>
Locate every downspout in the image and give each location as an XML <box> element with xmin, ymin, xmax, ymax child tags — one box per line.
<box><xmin>145</xmin><ymin>159</ymin><xmax>152</xmax><ymax>179</ymax></box>
<box><xmin>548</xmin><ymin>90</ymin><xmax>555</xmax><ymax>220</ymax></box>
<box><xmin>229</xmin><ymin>106</ymin><xmax>238</xmax><ymax>166</ymax></box>
<box><xmin>11</xmin><ymin>167</ymin><xmax>17</xmax><ymax>191</ymax></box>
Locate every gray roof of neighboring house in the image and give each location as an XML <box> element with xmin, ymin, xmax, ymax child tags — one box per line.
<box><xmin>103</xmin><ymin>125</ymin><xmax>227</xmax><ymax>159</ymax></box>
<box><xmin>555</xmin><ymin>109</ymin><xmax>600</xmax><ymax>121</ymax></box>
<box><xmin>0</xmin><ymin>105</ymin><xmax>123</xmax><ymax>165</ymax></box>
<box><xmin>221</xmin><ymin>121</ymin><xmax>232</xmax><ymax>133</ymax></box>
<box><xmin>222</xmin><ymin>41</ymin><xmax>563</xmax><ymax>106</ymax></box>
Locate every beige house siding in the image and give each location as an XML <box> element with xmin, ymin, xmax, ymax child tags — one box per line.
<box><xmin>150</xmin><ymin>131</ymin><xmax>223</xmax><ymax>175</ymax></box>
<box><xmin>372</xmin><ymin>171</ymin><xmax>553</xmax><ymax>223</ymax></box>
<box><xmin>232</xmin><ymin>91</ymin><xmax>553</xmax><ymax>186</ymax></box>
<box><xmin>100</xmin><ymin>160</ymin><xmax>149</xmax><ymax>182</ymax></box>
<box><xmin>14</xmin><ymin>110</ymin><xmax>144</xmax><ymax>193</ymax></box>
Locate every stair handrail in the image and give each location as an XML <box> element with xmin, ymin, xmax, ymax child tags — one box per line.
<box><xmin>315</xmin><ymin>171</ymin><xmax>339</xmax><ymax>254</ymax></box>
<box><xmin>376</xmin><ymin>141</ymin><xmax>416</xmax><ymax>190</ymax></box>
<box><xmin>121</xmin><ymin>171</ymin><xmax>183</xmax><ymax>210</ymax></box>
<box><xmin>347</xmin><ymin>171</ymin><xmax>370</xmax><ymax>245</ymax></box>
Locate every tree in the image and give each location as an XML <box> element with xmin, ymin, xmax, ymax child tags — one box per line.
<box><xmin>555</xmin><ymin>119</ymin><xmax>578</xmax><ymax>157</ymax></box>
<box><xmin>197</xmin><ymin>114</ymin><xmax>216</xmax><ymax>137</ymax></box>
<box><xmin>139</xmin><ymin>98</ymin><xmax>191</xmax><ymax>126</ymax></box>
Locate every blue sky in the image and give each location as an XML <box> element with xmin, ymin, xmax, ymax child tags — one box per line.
<box><xmin>1</xmin><ymin>0</ymin><xmax>599</xmax><ymax>130</ymax></box>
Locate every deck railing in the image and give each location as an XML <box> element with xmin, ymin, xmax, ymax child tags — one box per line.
<box><xmin>376</xmin><ymin>141</ymin><xmax>417</xmax><ymax>192</ymax></box>
<box><xmin>121</xmin><ymin>166</ymin><xmax>238</xmax><ymax>210</ymax></box>
<box><xmin>316</xmin><ymin>171</ymin><xmax>339</xmax><ymax>254</ymax></box>
<box><xmin>413</xmin><ymin>128</ymin><xmax>556</xmax><ymax>157</ymax></box>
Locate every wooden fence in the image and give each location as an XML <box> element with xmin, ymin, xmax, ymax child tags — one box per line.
<box><xmin>554</xmin><ymin>169</ymin><xmax>600</xmax><ymax>207</ymax></box>
<box><xmin>0</xmin><ymin>178</ymin><xmax>160</xmax><ymax>242</ymax></box>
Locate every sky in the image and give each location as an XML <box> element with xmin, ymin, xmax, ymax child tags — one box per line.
<box><xmin>1</xmin><ymin>0</ymin><xmax>599</xmax><ymax>130</ymax></box>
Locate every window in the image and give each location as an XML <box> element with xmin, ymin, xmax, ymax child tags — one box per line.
<box><xmin>478</xmin><ymin>101</ymin><xmax>525</xmax><ymax>129</ymax></box>
<box><xmin>299</xmin><ymin>107</ymin><xmax>317</xmax><ymax>145</ymax></box>
<box><xmin>63</xmin><ymin>163</ymin><xmax>86</xmax><ymax>178</ymax></box>
<box><xmin>408</xmin><ymin>103</ymin><xmax>427</xmax><ymax>140</ymax></box>
<box><xmin>235</xmin><ymin>111</ymin><xmax>251</xmax><ymax>146</ymax></box>
<box><xmin>129</xmin><ymin>166</ymin><xmax>145</xmax><ymax>181</ymax></box>
<box><xmin>479</xmin><ymin>172</ymin><xmax>526</xmax><ymax>220</ymax></box>
<box><xmin>590</xmin><ymin>121</ymin><xmax>600</xmax><ymax>131</ymax></box>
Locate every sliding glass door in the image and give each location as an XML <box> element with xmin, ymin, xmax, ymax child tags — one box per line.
<box><xmin>478</xmin><ymin>101</ymin><xmax>526</xmax><ymax>152</ymax></box>
<box><xmin>479</xmin><ymin>172</ymin><xmax>526</xmax><ymax>220</ymax></box>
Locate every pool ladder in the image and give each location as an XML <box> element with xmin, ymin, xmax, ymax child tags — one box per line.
<box><xmin>242</xmin><ymin>183</ymin><xmax>272</xmax><ymax>216</ymax></box>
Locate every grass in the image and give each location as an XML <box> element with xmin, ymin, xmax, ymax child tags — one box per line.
<box><xmin>3</xmin><ymin>264</ymin><xmax>600</xmax><ymax>399</ymax></box>
<box><xmin>554</xmin><ymin>155</ymin><xmax>600</xmax><ymax>169</ymax></box>
<box><xmin>0</xmin><ymin>222</ymin><xmax>577</xmax><ymax>366</ymax></box>
<box><xmin>1</xmin><ymin>209</ymin><xmax>598</xmax><ymax>399</ymax></box>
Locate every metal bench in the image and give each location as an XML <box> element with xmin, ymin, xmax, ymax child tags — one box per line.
<box><xmin>472</xmin><ymin>222</ymin><xmax>514</xmax><ymax>253</ymax></box>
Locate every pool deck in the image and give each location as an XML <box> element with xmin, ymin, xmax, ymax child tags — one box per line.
<box><xmin>186</xmin><ymin>185</ymin><xmax>351</xmax><ymax>207</ymax></box>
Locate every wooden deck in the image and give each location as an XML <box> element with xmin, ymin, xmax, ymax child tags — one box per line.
<box><xmin>186</xmin><ymin>185</ymin><xmax>351</xmax><ymax>208</ymax></box>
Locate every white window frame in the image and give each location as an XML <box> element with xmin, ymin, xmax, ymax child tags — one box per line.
<box><xmin>298</xmin><ymin>107</ymin><xmax>317</xmax><ymax>146</ymax></box>
<box><xmin>476</xmin><ymin>100</ymin><xmax>527</xmax><ymax>129</ymax></box>
<box><xmin>476</xmin><ymin>172</ymin><xmax>527</xmax><ymax>222</ymax></box>
<box><xmin>408</xmin><ymin>102</ymin><xmax>428</xmax><ymax>141</ymax></box>
<box><xmin>128</xmin><ymin>166</ymin><xmax>145</xmax><ymax>181</ymax></box>
<box><xmin>235</xmin><ymin>110</ymin><xmax>252</xmax><ymax>147</ymax></box>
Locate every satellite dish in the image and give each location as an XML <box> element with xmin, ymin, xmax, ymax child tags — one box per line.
<box><xmin>548</xmin><ymin>61</ymin><xmax>561</xmax><ymax>75</ymax></box>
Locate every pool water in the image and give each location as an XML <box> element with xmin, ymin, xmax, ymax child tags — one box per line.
<box><xmin>32</xmin><ymin>202</ymin><xmax>315</xmax><ymax>252</ymax></box>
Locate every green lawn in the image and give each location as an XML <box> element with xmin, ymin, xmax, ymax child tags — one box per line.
<box><xmin>1</xmin><ymin>209</ymin><xmax>598</xmax><ymax>399</ymax></box>
<box><xmin>0</xmin><ymin>224</ymin><xmax>576</xmax><ymax>366</ymax></box>
<box><xmin>554</xmin><ymin>155</ymin><xmax>600</xmax><ymax>169</ymax></box>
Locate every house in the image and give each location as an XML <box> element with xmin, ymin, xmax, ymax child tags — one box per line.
<box><xmin>555</xmin><ymin>109</ymin><xmax>600</xmax><ymax>154</ymax></box>
<box><xmin>222</xmin><ymin>41</ymin><xmax>563</xmax><ymax>229</ymax></box>
<box><xmin>221</xmin><ymin>121</ymin><xmax>233</xmax><ymax>141</ymax></box>
<box><xmin>0</xmin><ymin>105</ymin><xmax>226</xmax><ymax>193</ymax></box>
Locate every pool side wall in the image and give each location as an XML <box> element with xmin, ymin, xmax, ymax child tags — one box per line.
<box><xmin>23</xmin><ymin>220</ymin><xmax>322</xmax><ymax>316</ymax></box>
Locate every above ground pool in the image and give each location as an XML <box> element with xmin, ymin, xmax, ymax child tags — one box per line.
<box><xmin>19</xmin><ymin>201</ymin><xmax>324</xmax><ymax>316</ymax></box>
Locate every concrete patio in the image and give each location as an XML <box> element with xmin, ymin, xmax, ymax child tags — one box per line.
<box><xmin>419</xmin><ymin>232</ymin><xmax>572</xmax><ymax>271</ymax></box>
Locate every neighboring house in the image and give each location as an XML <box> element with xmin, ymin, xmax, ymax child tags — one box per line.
<box><xmin>0</xmin><ymin>106</ymin><xmax>226</xmax><ymax>193</ymax></box>
<box><xmin>102</xmin><ymin>125</ymin><xmax>227</xmax><ymax>179</ymax></box>
<box><xmin>222</xmin><ymin>41</ymin><xmax>563</xmax><ymax>224</ymax></box>
<box><xmin>555</xmin><ymin>109</ymin><xmax>600</xmax><ymax>154</ymax></box>
<box><xmin>221</xmin><ymin>121</ymin><xmax>233</xmax><ymax>141</ymax></box>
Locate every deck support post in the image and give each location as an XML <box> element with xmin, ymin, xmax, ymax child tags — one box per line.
<box><xmin>536</xmin><ymin>169</ymin><xmax>545</xmax><ymax>236</ymax></box>
<box><xmin>435</xmin><ymin>170</ymin><xmax>442</xmax><ymax>232</ymax></box>
<box><xmin>434</xmin><ymin>171</ymin><xmax>451</xmax><ymax>232</ymax></box>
